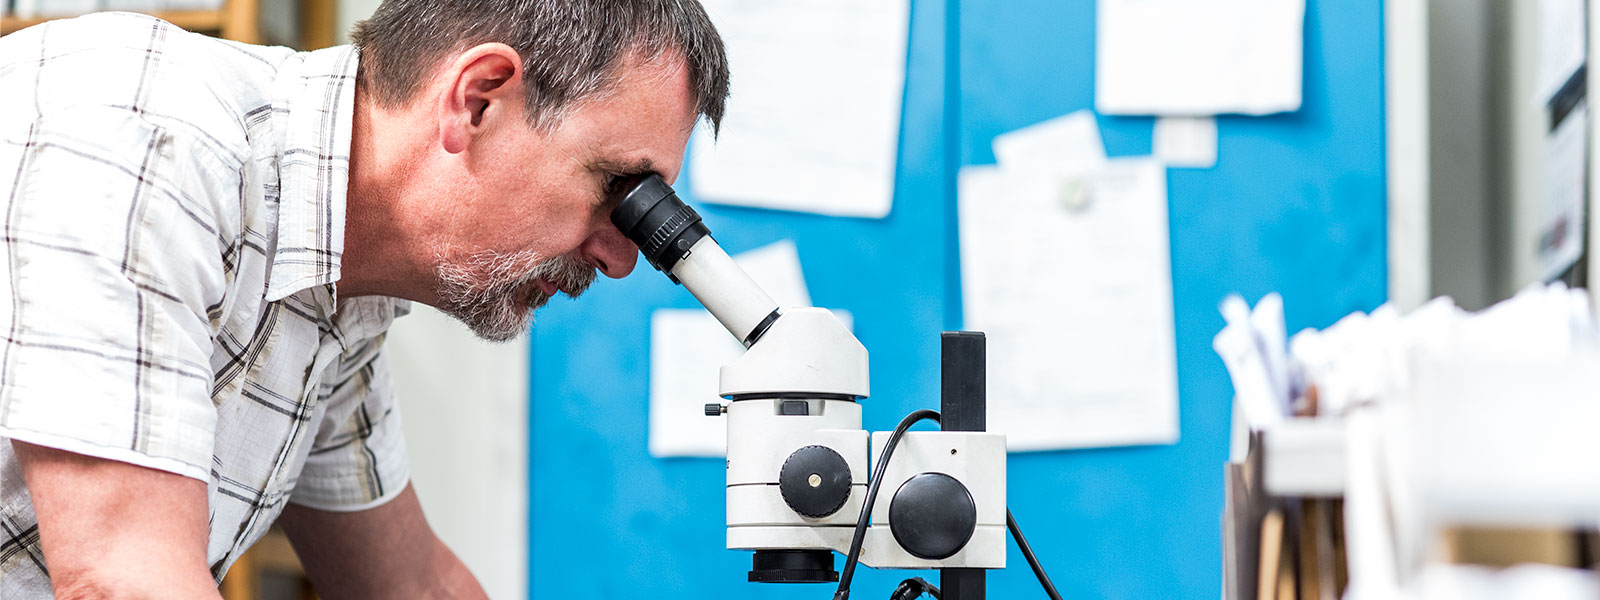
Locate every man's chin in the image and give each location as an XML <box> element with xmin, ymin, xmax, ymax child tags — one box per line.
<box><xmin>453</xmin><ymin>302</ymin><xmax>537</xmax><ymax>343</ymax></box>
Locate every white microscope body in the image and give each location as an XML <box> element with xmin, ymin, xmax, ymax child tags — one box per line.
<box><xmin>612</xmin><ymin>175</ymin><xmax>1007</xmax><ymax>587</ymax></box>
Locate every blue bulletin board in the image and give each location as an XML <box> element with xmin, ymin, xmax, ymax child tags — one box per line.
<box><xmin>528</xmin><ymin>0</ymin><xmax>1385</xmax><ymax>597</ymax></box>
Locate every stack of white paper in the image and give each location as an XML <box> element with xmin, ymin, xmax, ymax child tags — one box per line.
<box><xmin>1213</xmin><ymin>293</ymin><xmax>1289</xmax><ymax>428</ymax></box>
<box><xmin>1411</xmin><ymin>564</ymin><xmax>1599</xmax><ymax>600</ymax></box>
<box><xmin>1217</xmin><ymin>283</ymin><xmax>1598</xmax><ymax>426</ymax></box>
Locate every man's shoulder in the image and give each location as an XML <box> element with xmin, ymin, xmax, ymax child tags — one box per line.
<box><xmin>1</xmin><ymin>12</ymin><xmax>301</xmax><ymax>165</ymax></box>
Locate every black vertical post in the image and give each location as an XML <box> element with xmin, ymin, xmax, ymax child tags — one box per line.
<box><xmin>941</xmin><ymin>331</ymin><xmax>985</xmax><ymax>600</ymax></box>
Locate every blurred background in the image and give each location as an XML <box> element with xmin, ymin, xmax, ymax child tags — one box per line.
<box><xmin>3</xmin><ymin>0</ymin><xmax>1597</xmax><ymax>599</ymax></box>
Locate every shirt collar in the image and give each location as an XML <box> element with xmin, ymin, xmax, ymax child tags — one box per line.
<box><xmin>264</xmin><ymin>45</ymin><xmax>359</xmax><ymax>309</ymax></box>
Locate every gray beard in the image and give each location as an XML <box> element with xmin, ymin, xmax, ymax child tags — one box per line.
<box><xmin>434</xmin><ymin>249</ymin><xmax>596</xmax><ymax>342</ymax></box>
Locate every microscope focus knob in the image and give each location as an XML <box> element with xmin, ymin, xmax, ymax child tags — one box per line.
<box><xmin>778</xmin><ymin>445</ymin><xmax>853</xmax><ymax>518</ymax></box>
<box><xmin>888</xmin><ymin>472</ymin><xmax>977</xmax><ymax>560</ymax></box>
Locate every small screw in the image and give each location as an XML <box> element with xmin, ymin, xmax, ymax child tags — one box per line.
<box><xmin>808</xmin><ymin>474</ymin><xmax>822</xmax><ymax>488</ymax></box>
<box><xmin>950</xmin><ymin>449</ymin><xmax>958</xmax><ymax>455</ymax></box>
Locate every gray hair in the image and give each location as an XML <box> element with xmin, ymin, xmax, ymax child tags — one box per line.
<box><xmin>350</xmin><ymin>0</ymin><xmax>730</xmax><ymax>134</ymax></box>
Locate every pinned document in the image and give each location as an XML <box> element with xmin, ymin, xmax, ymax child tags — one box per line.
<box><xmin>959</xmin><ymin>160</ymin><xmax>1178</xmax><ymax>451</ymax></box>
<box><xmin>648</xmin><ymin>241</ymin><xmax>849</xmax><ymax>458</ymax></box>
<box><xmin>1154</xmin><ymin>116</ymin><xmax>1219</xmax><ymax>169</ymax></box>
<box><xmin>1535</xmin><ymin>0</ymin><xmax>1587</xmax><ymax>104</ymax></box>
<box><xmin>992</xmin><ymin>110</ymin><xmax>1108</xmax><ymax>175</ymax></box>
<box><xmin>688</xmin><ymin>0</ymin><xmax>909</xmax><ymax>218</ymax></box>
<box><xmin>1096</xmin><ymin>0</ymin><xmax>1305</xmax><ymax>116</ymax></box>
<box><xmin>1540</xmin><ymin>101</ymin><xmax>1588</xmax><ymax>281</ymax></box>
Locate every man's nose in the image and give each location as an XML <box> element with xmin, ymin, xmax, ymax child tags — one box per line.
<box><xmin>582</xmin><ymin>223</ymin><xmax>639</xmax><ymax>279</ymax></box>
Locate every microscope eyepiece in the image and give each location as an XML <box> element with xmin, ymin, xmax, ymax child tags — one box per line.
<box><xmin>610</xmin><ymin>174</ymin><xmax>779</xmax><ymax>347</ymax></box>
<box><xmin>611</xmin><ymin>174</ymin><xmax>710</xmax><ymax>281</ymax></box>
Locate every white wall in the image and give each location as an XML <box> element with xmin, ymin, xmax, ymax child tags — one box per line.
<box><xmin>385</xmin><ymin>307</ymin><xmax>529</xmax><ymax>600</ymax></box>
<box><xmin>1427</xmin><ymin>0</ymin><xmax>1498</xmax><ymax>310</ymax></box>
<box><xmin>336</xmin><ymin>0</ymin><xmax>380</xmax><ymax>44</ymax></box>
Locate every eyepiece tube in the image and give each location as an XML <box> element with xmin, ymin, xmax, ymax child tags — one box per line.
<box><xmin>613</xmin><ymin>175</ymin><xmax>780</xmax><ymax>346</ymax></box>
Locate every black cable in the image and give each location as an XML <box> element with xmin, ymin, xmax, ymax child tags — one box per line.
<box><xmin>890</xmin><ymin>577</ymin><xmax>940</xmax><ymax>599</ymax></box>
<box><xmin>827</xmin><ymin>408</ymin><xmax>1062</xmax><ymax>600</ymax></box>
<box><xmin>1007</xmin><ymin>509</ymin><xmax>1062</xmax><ymax>600</ymax></box>
<box><xmin>833</xmin><ymin>408</ymin><xmax>942</xmax><ymax>600</ymax></box>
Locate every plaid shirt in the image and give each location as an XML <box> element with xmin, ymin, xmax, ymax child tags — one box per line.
<box><xmin>0</xmin><ymin>13</ymin><xmax>410</xmax><ymax>593</ymax></box>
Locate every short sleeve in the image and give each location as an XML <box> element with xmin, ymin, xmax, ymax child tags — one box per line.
<box><xmin>0</xmin><ymin>109</ymin><xmax>234</xmax><ymax>481</ymax></box>
<box><xmin>289</xmin><ymin>335</ymin><xmax>410</xmax><ymax>511</ymax></box>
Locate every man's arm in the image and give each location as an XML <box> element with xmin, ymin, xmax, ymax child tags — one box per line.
<box><xmin>277</xmin><ymin>483</ymin><xmax>486</xmax><ymax>599</ymax></box>
<box><xmin>13</xmin><ymin>441</ymin><xmax>221</xmax><ymax>599</ymax></box>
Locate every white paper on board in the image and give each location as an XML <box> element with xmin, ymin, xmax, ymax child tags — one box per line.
<box><xmin>1154</xmin><ymin>116</ymin><xmax>1218</xmax><ymax>169</ymax></box>
<box><xmin>648</xmin><ymin>309</ymin><xmax>743</xmax><ymax>458</ymax></box>
<box><xmin>959</xmin><ymin>160</ymin><xmax>1179</xmax><ymax>451</ymax></box>
<box><xmin>688</xmin><ymin>0</ymin><xmax>909</xmax><ymax>219</ymax></box>
<box><xmin>1536</xmin><ymin>0</ymin><xmax>1588</xmax><ymax>104</ymax></box>
<box><xmin>992</xmin><ymin>110</ymin><xmax>1108</xmax><ymax>175</ymax></box>
<box><xmin>648</xmin><ymin>241</ymin><xmax>849</xmax><ymax>458</ymax></box>
<box><xmin>725</xmin><ymin>239</ymin><xmax>813</xmax><ymax>309</ymax></box>
<box><xmin>1539</xmin><ymin>102</ymin><xmax>1588</xmax><ymax>281</ymax></box>
<box><xmin>1096</xmin><ymin>0</ymin><xmax>1305</xmax><ymax>116</ymax></box>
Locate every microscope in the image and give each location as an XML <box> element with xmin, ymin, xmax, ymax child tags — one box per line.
<box><xmin>613</xmin><ymin>175</ymin><xmax>1057</xmax><ymax>599</ymax></box>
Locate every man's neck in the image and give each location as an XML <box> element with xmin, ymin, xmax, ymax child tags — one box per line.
<box><xmin>339</xmin><ymin>82</ymin><xmax>443</xmax><ymax>305</ymax></box>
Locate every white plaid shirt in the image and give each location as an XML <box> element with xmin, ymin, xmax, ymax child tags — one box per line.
<box><xmin>0</xmin><ymin>13</ymin><xmax>411</xmax><ymax>594</ymax></box>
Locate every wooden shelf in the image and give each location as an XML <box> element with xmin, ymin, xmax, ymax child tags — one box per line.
<box><xmin>2</xmin><ymin>10</ymin><xmax>226</xmax><ymax>35</ymax></box>
<box><xmin>1</xmin><ymin>0</ymin><xmax>264</xmax><ymax>44</ymax></box>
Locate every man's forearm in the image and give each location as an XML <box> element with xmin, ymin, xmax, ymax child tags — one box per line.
<box><xmin>418</xmin><ymin>537</ymin><xmax>488</xmax><ymax>599</ymax></box>
<box><xmin>279</xmin><ymin>485</ymin><xmax>487</xmax><ymax>599</ymax></box>
<box><xmin>51</xmin><ymin>567</ymin><xmax>221</xmax><ymax>600</ymax></box>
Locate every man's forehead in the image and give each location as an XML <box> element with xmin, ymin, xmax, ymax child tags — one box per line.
<box><xmin>561</xmin><ymin>55</ymin><xmax>696</xmax><ymax>182</ymax></box>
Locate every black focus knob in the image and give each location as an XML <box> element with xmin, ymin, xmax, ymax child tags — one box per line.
<box><xmin>888</xmin><ymin>472</ymin><xmax>977</xmax><ymax>560</ymax></box>
<box><xmin>778</xmin><ymin>445</ymin><xmax>853</xmax><ymax>518</ymax></box>
<box><xmin>705</xmin><ymin>403</ymin><xmax>724</xmax><ymax>416</ymax></box>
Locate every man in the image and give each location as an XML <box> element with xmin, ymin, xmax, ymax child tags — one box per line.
<box><xmin>0</xmin><ymin>0</ymin><xmax>727</xmax><ymax>596</ymax></box>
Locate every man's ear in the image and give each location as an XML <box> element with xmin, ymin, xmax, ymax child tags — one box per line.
<box><xmin>438</xmin><ymin>43</ymin><xmax>523</xmax><ymax>154</ymax></box>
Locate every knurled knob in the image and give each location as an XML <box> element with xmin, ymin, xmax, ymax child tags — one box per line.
<box><xmin>779</xmin><ymin>445</ymin><xmax>853</xmax><ymax>518</ymax></box>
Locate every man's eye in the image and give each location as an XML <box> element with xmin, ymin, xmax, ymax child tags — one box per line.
<box><xmin>605</xmin><ymin>173</ymin><xmax>630</xmax><ymax>195</ymax></box>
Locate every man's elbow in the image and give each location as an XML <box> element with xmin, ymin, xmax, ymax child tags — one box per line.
<box><xmin>50</xmin><ymin>567</ymin><xmax>221</xmax><ymax>600</ymax></box>
<box><xmin>51</xmin><ymin>575</ymin><xmax>114</xmax><ymax>600</ymax></box>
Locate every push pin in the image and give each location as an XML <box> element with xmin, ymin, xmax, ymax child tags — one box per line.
<box><xmin>1057</xmin><ymin>176</ymin><xmax>1091</xmax><ymax>212</ymax></box>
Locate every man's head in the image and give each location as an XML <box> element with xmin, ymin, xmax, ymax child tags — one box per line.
<box><xmin>347</xmin><ymin>0</ymin><xmax>728</xmax><ymax>341</ymax></box>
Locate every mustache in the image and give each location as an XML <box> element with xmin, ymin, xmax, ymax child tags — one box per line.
<box><xmin>435</xmin><ymin>249</ymin><xmax>597</xmax><ymax>313</ymax></box>
<box><xmin>443</xmin><ymin>250</ymin><xmax>595</xmax><ymax>301</ymax></box>
<box><xmin>521</xmin><ymin>253</ymin><xmax>596</xmax><ymax>300</ymax></box>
